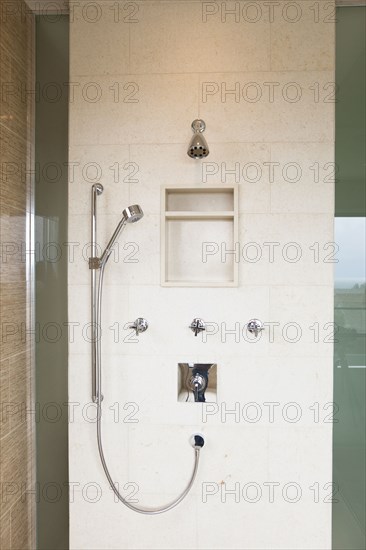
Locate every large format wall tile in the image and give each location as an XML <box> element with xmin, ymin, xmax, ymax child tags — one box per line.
<box><xmin>199</xmin><ymin>71</ymin><xmax>335</xmax><ymax>143</ymax></box>
<box><xmin>270</xmin><ymin>0</ymin><xmax>335</xmax><ymax>71</ymax></box>
<box><xmin>70</xmin><ymin>0</ymin><xmax>130</xmax><ymax>76</ymax></box>
<box><xmin>130</xmin><ymin>1</ymin><xmax>271</xmax><ymax>74</ymax></box>
<box><xmin>69</xmin><ymin>74</ymin><xmax>199</xmax><ymax>146</ymax></box>
<box><xmin>238</xmin><ymin>212</ymin><xmax>334</xmax><ymax>286</ymax></box>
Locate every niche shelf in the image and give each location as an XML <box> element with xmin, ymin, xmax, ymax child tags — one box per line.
<box><xmin>161</xmin><ymin>185</ymin><xmax>238</xmax><ymax>287</ymax></box>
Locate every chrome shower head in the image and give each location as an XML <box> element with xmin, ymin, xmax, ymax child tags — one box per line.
<box><xmin>187</xmin><ymin>119</ymin><xmax>209</xmax><ymax>159</ymax></box>
<box><xmin>100</xmin><ymin>204</ymin><xmax>143</xmax><ymax>265</ymax></box>
<box><xmin>122</xmin><ymin>204</ymin><xmax>144</xmax><ymax>223</ymax></box>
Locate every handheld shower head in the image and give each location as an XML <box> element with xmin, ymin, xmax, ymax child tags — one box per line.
<box><xmin>100</xmin><ymin>204</ymin><xmax>143</xmax><ymax>265</ymax></box>
<box><xmin>122</xmin><ymin>204</ymin><xmax>144</xmax><ymax>223</ymax></box>
<box><xmin>187</xmin><ymin>119</ymin><xmax>209</xmax><ymax>159</ymax></box>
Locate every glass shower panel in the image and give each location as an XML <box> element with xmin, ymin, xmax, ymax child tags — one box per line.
<box><xmin>35</xmin><ymin>15</ymin><xmax>69</xmax><ymax>550</ymax></box>
<box><xmin>332</xmin><ymin>6</ymin><xmax>366</xmax><ymax>550</ymax></box>
<box><xmin>333</xmin><ymin>218</ymin><xmax>366</xmax><ymax>549</ymax></box>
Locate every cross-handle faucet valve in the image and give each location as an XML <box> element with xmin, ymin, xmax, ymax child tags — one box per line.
<box><xmin>190</xmin><ymin>318</ymin><xmax>206</xmax><ymax>337</ymax></box>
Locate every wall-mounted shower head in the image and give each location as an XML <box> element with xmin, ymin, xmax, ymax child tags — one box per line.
<box><xmin>122</xmin><ymin>204</ymin><xmax>144</xmax><ymax>223</ymax></box>
<box><xmin>187</xmin><ymin>119</ymin><xmax>209</xmax><ymax>159</ymax></box>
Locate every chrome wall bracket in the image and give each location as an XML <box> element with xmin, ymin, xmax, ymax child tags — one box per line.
<box><xmin>89</xmin><ymin>257</ymin><xmax>101</xmax><ymax>270</ymax></box>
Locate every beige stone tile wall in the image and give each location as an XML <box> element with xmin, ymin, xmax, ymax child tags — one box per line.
<box><xmin>69</xmin><ymin>2</ymin><xmax>335</xmax><ymax>548</ymax></box>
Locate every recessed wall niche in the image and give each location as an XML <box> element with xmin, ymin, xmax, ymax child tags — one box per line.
<box><xmin>161</xmin><ymin>185</ymin><xmax>238</xmax><ymax>287</ymax></box>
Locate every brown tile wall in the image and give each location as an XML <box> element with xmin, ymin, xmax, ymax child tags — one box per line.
<box><xmin>0</xmin><ymin>2</ymin><xmax>36</xmax><ymax>549</ymax></box>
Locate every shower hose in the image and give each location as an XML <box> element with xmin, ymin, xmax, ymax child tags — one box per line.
<box><xmin>94</xmin><ymin>259</ymin><xmax>202</xmax><ymax>514</ymax></box>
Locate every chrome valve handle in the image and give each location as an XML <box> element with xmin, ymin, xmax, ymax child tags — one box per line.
<box><xmin>130</xmin><ymin>317</ymin><xmax>149</xmax><ymax>335</ymax></box>
<box><xmin>247</xmin><ymin>319</ymin><xmax>264</xmax><ymax>337</ymax></box>
<box><xmin>190</xmin><ymin>318</ymin><xmax>206</xmax><ymax>337</ymax></box>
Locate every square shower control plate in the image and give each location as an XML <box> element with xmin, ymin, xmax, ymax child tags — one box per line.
<box><xmin>178</xmin><ymin>363</ymin><xmax>217</xmax><ymax>403</ymax></box>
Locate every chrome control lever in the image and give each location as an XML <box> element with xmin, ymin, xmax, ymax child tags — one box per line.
<box><xmin>189</xmin><ymin>373</ymin><xmax>206</xmax><ymax>401</ymax></box>
<box><xmin>247</xmin><ymin>319</ymin><xmax>264</xmax><ymax>337</ymax></box>
<box><xmin>190</xmin><ymin>318</ymin><xmax>206</xmax><ymax>337</ymax></box>
<box><xmin>130</xmin><ymin>317</ymin><xmax>149</xmax><ymax>335</ymax></box>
